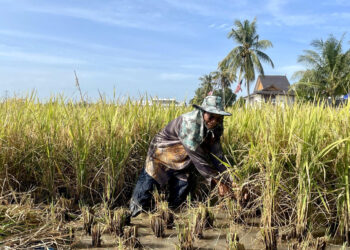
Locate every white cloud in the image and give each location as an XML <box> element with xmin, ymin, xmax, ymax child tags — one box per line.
<box><xmin>266</xmin><ymin>0</ymin><xmax>288</xmax><ymax>13</ymax></box>
<box><xmin>322</xmin><ymin>0</ymin><xmax>350</xmax><ymax>6</ymax></box>
<box><xmin>263</xmin><ymin>0</ymin><xmax>350</xmax><ymax>27</ymax></box>
<box><xmin>218</xmin><ymin>23</ymin><xmax>229</xmax><ymax>29</ymax></box>
<box><xmin>278</xmin><ymin>15</ymin><xmax>326</xmax><ymax>26</ymax></box>
<box><xmin>16</xmin><ymin>3</ymin><xmax>201</xmax><ymax>37</ymax></box>
<box><xmin>208</xmin><ymin>23</ymin><xmax>231</xmax><ymax>30</ymax></box>
<box><xmin>27</xmin><ymin>6</ymin><xmax>159</xmax><ymax>30</ymax></box>
<box><xmin>331</xmin><ymin>12</ymin><xmax>350</xmax><ymax>19</ymax></box>
<box><xmin>0</xmin><ymin>66</ymin><xmax>76</xmax><ymax>95</ymax></box>
<box><xmin>0</xmin><ymin>29</ymin><xmax>165</xmax><ymax>61</ymax></box>
<box><xmin>0</xmin><ymin>29</ymin><xmax>77</xmax><ymax>45</ymax></box>
<box><xmin>12</xmin><ymin>1</ymin><xmax>178</xmax><ymax>33</ymax></box>
<box><xmin>164</xmin><ymin>0</ymin><xmax>249</xmax><ymax>18</ymax></box>
<box><xmin>163</xmin><ymin>0</ymin><xmax>218</xmax><ymax>17</ymax></box>
<box><xmin>290</xmin><ymin>37</ymin><xmax>310</xmax><ymax>45</ymax></box>
<box><xmin>159</xmin><ymin>73</ymin><xmax>196</xmax><ymax>80</ymax></box>
<box><xmin>180</xmin><ymin>63</ymin><xmax>211</xmax><ymax>70</ymax></box>
<box><xmin>0</xmin><ymin>50</ymin><xmax>86</xmax><ymax>65</ymax></box>
<box><xmin>276</xmin><ymin>64</ymin><xmax>305</xmax><ymax>79</ymax></box>
<box><xmin>264</xmin><ymin>0</ymin><xmax>326</xmax><ymax>26</ymax></box>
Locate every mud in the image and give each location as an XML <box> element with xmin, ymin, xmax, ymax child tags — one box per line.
<box><xmin>73</xmin><ymin>209</ymin><xmax>349</xmax><ymax>250</ymax></box>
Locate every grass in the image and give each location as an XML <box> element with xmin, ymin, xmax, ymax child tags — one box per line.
<box><xmin>1</xmin><ymin>95</ymin><xmax>350</xmax><ymax>247</ymax></box>
<box><xmin>0</xmin><ymin>190</ymin><xmax>75</xmax><ymax>248</ymax></box>
<box><xmin>0</xmin><ymin>95</ymin><xmax>188</xmax><ymax>204</ymax></box>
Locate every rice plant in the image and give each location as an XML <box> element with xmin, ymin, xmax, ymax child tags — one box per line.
<box><xmin>123</xmin><ymin>225</ymin><xmax>141</xmax><ymax>248</ymax></box>
<box><xmin>82</xmin><ymin>206</ymin><xmax>94</xmax><ymax>235</ymax></box>
<box><xmin>157</xmin><ymin>200</ymin><xmax>175</xmax><ymax>229</ymax></box>
<box><xmin>1</xmin><ymin>95</ymin><xmax>350</xmax><ymax>247</ymax></box>
<box><xmin>0</xmin><ymin>191</ymin><xmax>75</xmax><ymax>248</ymax></box>
<box><xmin>150</xmin><ymin>214</ymin><xmax>165</xmax><ymax>238</ymax></box>
<box><xmin>110</xmin><ymin>208</ymin><xmax>130</xmax><ymax>236</ymax></box>
<box><xmin>91</xmin><ymin>223</ymin><xmax>102</xmax><ymax>247</ymax></box>
<box><xmin>198</xmin><ymin>203</ymin><xmax>214</xmax><ymax>229</ymax></box>
<box><xmin>226</xmin><ymin>224</ymin><xmax>245</xmax><ymax>250</ymax></box>
<box><xmin>192</xmin><ymin>211</ymin><xmax>204</xmax><ymax>239</ymax></box>
<box><xmin>176</xmin><ymin>221</ymin><xmax>195</xmax><ymax>250</ymax></box>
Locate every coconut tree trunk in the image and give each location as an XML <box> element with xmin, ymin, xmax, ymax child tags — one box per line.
<box><xmin>222</xmin><ymin>86</ymin><xmax>226</xmax><ymax>108</ymax></box>
<box><xmin>246</xmin><ymin>77</ymin><xmax>250</xmax><ymax>105</ymax></box>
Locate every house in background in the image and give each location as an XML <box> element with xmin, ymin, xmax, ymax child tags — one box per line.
<box><xmin>245</xmin><ymin>75</ymin><xmax>295</xmax><ymax>106</ymax></box>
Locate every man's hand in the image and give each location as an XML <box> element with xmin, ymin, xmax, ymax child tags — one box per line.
<box><xmin>212</xmin><ymin>179</ymin><xmax>250</xmax><ymax>204</ymax></box>
<box><xmin>215</xmin><ymin>180</ymin><xmax>251</xmax><ymax>207</ymax></box>
<box><xmin>211</xmin><ymin>178</ymin><xmax>230</xmax><ymax>197</ymax></box>
<box><xmin>218</xmin><ymin>182</ymin><xmax>230</xmax><ymax>197</ymax></box>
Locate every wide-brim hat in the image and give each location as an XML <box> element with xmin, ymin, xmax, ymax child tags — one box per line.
<box><xmin>193</xmin><ymin>96</ymin><xmax>232</xmax><ymax>116</ymax></box>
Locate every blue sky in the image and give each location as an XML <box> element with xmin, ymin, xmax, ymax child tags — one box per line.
<box><xmin>1</xmin><ymin>0</ymin><xmax>349</xmax><ymax>101</ymax></box>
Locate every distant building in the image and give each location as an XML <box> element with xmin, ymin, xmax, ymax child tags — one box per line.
<box><xmin>151</xmin><ymin>98</ymin><xmax>185</xmax><ymax>106</ymax></box>
<box><xmin>244</xmin><ymin>75</ymin><xmax>295</xmax><ymax>106</ymax></box>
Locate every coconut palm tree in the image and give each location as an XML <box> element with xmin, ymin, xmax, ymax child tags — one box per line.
<box><xmin>211</xmin><ymin>68</ymin><xmax>236</xmax><ymax>107</ymax></box>
<box><xmin>190</xmin><ymin>74</ymin><xmax>215</xmax><ymax>104</ymax></box>
<box><xmin>293</xmin><ymin>34</ymin><xmax>350</xmax><ymax>100</ymax></box>
<box><xmin>219</xmin><ymin>18</ymin><xmax>274</xmax><ymax>104</ymax></box>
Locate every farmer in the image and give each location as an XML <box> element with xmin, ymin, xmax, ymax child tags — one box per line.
<box><xmin>129</xmin><ymin>95</ymin><xmax>233</xmax><ymax>217</ymax></box>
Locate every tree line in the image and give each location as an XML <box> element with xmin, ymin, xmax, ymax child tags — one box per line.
<box><xmin>191</xmin><ymin>18</ymin><xmax>350</xmax><ymax>105</ymax></box>
<box><xmin>292</xmin><ymin>35</ymin><xmax>350</xmax><ymax>101</ymax></box>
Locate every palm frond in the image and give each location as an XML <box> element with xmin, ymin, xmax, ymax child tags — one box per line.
<box><xmin>311</xmin><ymin>39</ymin><xmax>324</xmax><ymax>52</ymax></box>
<box><xmin>298</xmin><ymin>50</ymin><xmax>322</xmax><ymax>67</ymax></box>
<box><xmin>251</xmin><ymin>53</ymin><xmax>264</xmax><ymax>76</ymax></box>
<box><xmin>219</xmin><ymin>47</ymin><xmax>243</xmax><ymax>69</ymax></box>
<box><xmin>255</xmin><ymin>40</ymin><xmax>273</xmax><ymax>50</ymax></box>
<box><xmin>255</xmin><ymin>50</ymin><xmax>274</xmax><ymax>68</ymax></box>
<box><xmin>291</xmin><ymin>70</ymin><xmax>306</xmax><ymax>81</ymax></box>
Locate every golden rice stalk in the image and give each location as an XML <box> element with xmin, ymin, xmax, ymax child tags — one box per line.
<box><xmin>158</xmin><ymin>201</ymin><xmax>175</xmax><ymax>229</ymax></box>
<box><xmin>288</xmin><ymin>234</ymin><xmax>328</xmax><ymax>250</ymax></box>
<box><xmin>68</xmin><ymin>226</ymin><xmax>75</xmax><ymax>242</ymax></box>
<box><xmin>192</xmin><ymin>212</ymin><xmax>204</xmax><ymax>239</ymax></box>
<box><xmin>116</xmin><ymin>236</ymin><xmax>125</xmax><ymax>249</ymax></box>
<box><xmin>261</xmin><ymin>226</ymin><xmax>278</xmax><ymax>250</ymax></box>
<box><xmin>226</xmin><ymin>224</ymin><xmax>245</xmax><ymax>250</ymax></box>
<box><xmin>150</xmin><ymin>214</ymin><xmax>165</xmax><ymax>238</ymax></box>
<box><xmin>82</xmin><ymin>206</ymin><xmax>94</xmax><ymax>235</ymax></box>
<box><xmin>226</xmin><ymin>198</ymin><xmax>244</xmax><ymax>224</ymax></box>
<box><xmin>91</xmin><ymin>223</ymin><xmax>102</xmax><ymax>247</ymax></box>
<box><xmin>153</xmin><ymin>189</ymin><xmax>166</xmax><ymax>208</ymax></box>
<box><xmin>176</xmin><ymin>222</ymin><xmax>195</xmax><ymax>250</ymax></box>
<box><xmin>110</xmin><ymin>208</ymin><xmax>130</xmax><ymax>236</ymax></box>
<box><xmin>52</xmin><ymin>197</ymin><xmax>75</xmax><ymax>223</ymax></box>
<box><xmin>123</xmin><ymin>225</ymin><xmax>141</xmax><ymax>249</ymax></box>
<box><xmin>198</xmin><ymin>203</ymin><xmax>214</xmax><ymax>229</ymax></box>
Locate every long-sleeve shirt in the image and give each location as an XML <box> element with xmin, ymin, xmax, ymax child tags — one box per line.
<box><xmin>145</xmin><ymin>114</ymin><xmax>230</xmax><ymax>187</ymax></box>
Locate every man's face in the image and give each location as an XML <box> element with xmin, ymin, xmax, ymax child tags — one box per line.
<box><xmin>203</xmin><ymin>112</ymin><xmax>223</xmax><ymax>129</ymax></box>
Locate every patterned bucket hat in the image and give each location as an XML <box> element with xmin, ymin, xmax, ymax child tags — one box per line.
<box><xmin>192</xmin><ymin>96</ymin><xmax>232</xmax><ymax>116</ymax></box>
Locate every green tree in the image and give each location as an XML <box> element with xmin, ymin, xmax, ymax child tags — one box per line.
<box><xmin>190</xmin><ymin>73</ymin><xmax>236</xmax><ymax>106</ymax></box>
<box><xmin>292</xmin><ymin>34</ymin><xmax>350</xmax><ymax>100</ymax></box>
<box><xmin>219</xmin><ymin>18</ymin><xmax>274</xmax><ymax>104</ymax></box>
<box><xmin>211</xmin><ymin>68</ymin><xmax>235</xmax><ymax>107</ymax></box>
<box><xmin>213</xmin><ymin>87</ymin><xmax>236</xmax><ymax>106</ymax></box>
<box><xmin>190</xmin><ymin>74</ymin><xmax>215</xmax><ymax>105</ymax></box>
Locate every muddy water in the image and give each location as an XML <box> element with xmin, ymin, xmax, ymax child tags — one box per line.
<box><xmin>74</xmin><ymin>209</ymin><xmax>263</xmax><ymax>249</ymax></box>
<box><xmin>74</xmin><ymin>209</ymin><xmax>349</xmax><ymax>250</ymax></box>
<box><xmin>132</xmin><ymin>212</ymin><xmax>262</xmax><ymax>250</ymax></box>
